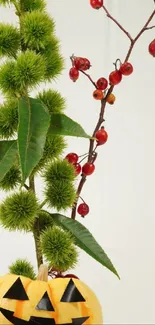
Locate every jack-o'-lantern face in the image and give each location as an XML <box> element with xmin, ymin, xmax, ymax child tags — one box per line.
<box><xmin>0</xmin><ymin>273</ymin><xmax>103</xmax><ymax>325</ymax></box>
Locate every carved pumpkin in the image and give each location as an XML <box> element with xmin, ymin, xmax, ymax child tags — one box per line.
<box><xmin>0</xmin><ymin>265</ymin><xmax>103</xmax><ymax>325</ymax></box>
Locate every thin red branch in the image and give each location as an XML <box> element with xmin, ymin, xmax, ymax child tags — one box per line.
<box><xmin>71</xmin><ymin>87</ymin><xmax>113</xmax><ymax>220</ymax></box>
<box><xmin>125</xmin><ymin>8</ymin><xmax>155</xmax><ymax>62</ymax></box>
<box><xmin>124</xmin><ymin>42</ymin><xmax>135</xmax><ymax>62</ymax></box>
<box><xmin>145</xmin><ymin>25</ymin><xmax>155</xmax><ymax>30</ymax></box>
<box><xmin>79</xmin><ymin>70</ymin><xmax>97</xmax><ymax>88</ymax></box>
<box><xmin>71</xmin><ymin>4</ymin><xmax>155</xmax><ymax>220</ymax></box>
<box><xmin>134</xmin><ymin>9</ymin><xmax>155</xmax><ymax>42</ymax></box>
<box><xmin>102</xmin><ymin>5</ymin><xmax>133</xmax><ymax>42</ymax></box>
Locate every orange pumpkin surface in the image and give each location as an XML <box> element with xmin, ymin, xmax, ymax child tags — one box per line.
<box><xmin>0</xmin><ymin>265</ymin><xmax>103</xmax><ymax>325</ymax></box>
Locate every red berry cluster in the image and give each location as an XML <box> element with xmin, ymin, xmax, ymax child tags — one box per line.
<box><xmin>65</xmin><ymin>153</ymin><xmax>81</xmax><ymax>175</ymax></box>
<box><xmin>70</xmin><ymin>58</ymin><xmax>115</xmax><ymax>102</ymax></box>
<box><xmin>92</xmin><ymin>61</ymin><xmax>133</xmax><ymax>102</ymax></box>
<box><xmin>69</xmin><ymin>53</ymin><xmax>134</xmax><ymax>104</ymax></box>
<box><xmin>93</xmin><ymin>77</ymin><xmax>108</xmax><ymax>101</ymax></box>
<box><xmin>109</xmin><ymin>62</ymin><xmax>133</xmax><ymax>86</ymax></box>
<box><xmin>65</xmin><ymin>152</ymin><xmax>96</xmax><ymax>177</ymax></box>
<box><xmin>67</xmin><ymin>3</ymin><xmax>155</xmax><ymax>223</ymax></box>
<box><xmin>65</xmin><ymin>151</ymin><xmax>94</xmax><ymax>218</ymax></box>
<box><xmin>65</xmin><ymin>126</ymin><xmax>108</xmax><ymax>217</ymax></box>
<box><xmin>69</xmin><ymin>56</ymin><xmax>91</xmax><ymax>82</ymax></box>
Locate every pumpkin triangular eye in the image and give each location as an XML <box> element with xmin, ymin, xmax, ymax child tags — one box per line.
<box><xmin>60</xmin><ymin>279</ymin><xmax>85</xmax><ymax>302</ymax></box>
<box><xmin>3</xmin><ymin>277</ymin><xmax>29</xmax><ymax>300</ymax></box>
<box><xmin>35</xmin><ymin>291</ymin><xmax>54</xmax><ymax>311</ymax></box>
<box><xmin>72</xmin><ymin>316</ymin><xmax>90</xmax><ymax>325</ymax></box>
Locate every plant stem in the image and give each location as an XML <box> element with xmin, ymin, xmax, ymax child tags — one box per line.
<box><xmin>145</xmin><ymin>25</ymin><xmax>155</xmax><ymax>30</ymax></box>
<box><xmin>14</xmin><ymin>0</ymin><xmax>43</xmax><ymax>269</ymax></box>
<box><xmin>125</xmin><ymin>8</ymin><xmax>155</xmax><ymax>62</ymax></box>
<box><xmin>29</xmin><ymin>176</ymin><xmax>35</xmax><ymax>192</ymax></box>
<box><xmin>71</xmin><ymin>4</ymin><xmax>155</xmax><ymax>220</ymax></box>
<box><xmin>79</xmin><ymin>70</ymin><xmax>97</xmax><ymax>88</ymax></box>
<box><xmin>102</xmin><ymin>5</ymin><xmax>133</xmax><ymax>41</ymax></box>
<box><xmin>24</xmin><ymin>184</ymin><xmax>29</xmax><ymax>190</ymax></box>
<box><xmin>71</xmin><ymin>90</ymin><xmax>112</xmax><ymax>220</ymax></box>
<box><xmin>18</xmin><ymin>0</ymin><xmax>27</xmax><ymax>52</ymax></box>
<box><xmin>29</xmin><ymin>176</ymin><xmax>43</xmax><ymax>269</ymax></box>
<box><xmin>33</xmin><ymin>222</ymin><xmax>43</xmax><ymax>269</ymax></box>
<box><xmin>39</xmin><ymin>199</ymin><xmax>48</xmax><ymax>209</ymax></box>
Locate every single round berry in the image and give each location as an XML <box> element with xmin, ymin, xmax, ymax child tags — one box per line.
<box><xmin>93</xmin><ymin>89</ymin><xmax>104</xmax><ymax>100</ymax></box>
<box><xmin>65</xmin><ymin>274</ymin><xmax>79</xmax><ymax>279</ymax></box>
<box><xmin>74</xmin><ymin>57</ymin><xmax>91</xmax><ymax>71</ymax></box>
<box><xmin>109</xmin><ymin>70</ymin><xmax>122</xmax><ymax>85</ymax></box>
<box><xmin>65</xmin><ymin>153</ymin><xmax>78</xmax><ymax>164</ymax></box>
<box><xmin>82</xmin><ymin>58</ymin><xmax>91</xmax><ymax>70</ymax></box>
<box><xmin>148</xmin><ymin>39</ymin><xmax>155</xmax><ymax>57</ymax></box>
<box><xmin>82</xmin><ymin>162</ymin><xmax>95</xmax><ymax>176</ymax></box>
<box><xmin>90</xmin><ymin>0</ymin><xmax>103</xmax><ymax>9</ymax></box>
<box><xmin>69</xmin><ymin>67</ymin><xmax>79</xmax><ymax>82</ymax></box>
<box><xmin>77</xmin><ymin>203</ymin><xmax>89</xmax><ymax>217</ymax></box>
<box><xmin>120</xmin><ymin>62</ymin><xmax>133</xmax><ymax>76</ymax></box>
<box><xmin>96</xmin><ymin>77</ymin><xmax>108</xmax><ymax>90</ymax></box>
<box><xmin>95</xmin><ymin>128</ymin><xmax>108</xmax><ymax>146</ymax></box>
<box><xmin>106</xmin><ymin>93</ymin><xmax>116</xmax><ymax>105</ymax></box>
<box><xmin>74</xmin><ymin>57</ymin><xmax>85</xmax><ymax>70</ymax></box>
<box><xmin>73</xmin><ymin>163</ymin><xmax>81</xmax><ymax>175</ymax></box>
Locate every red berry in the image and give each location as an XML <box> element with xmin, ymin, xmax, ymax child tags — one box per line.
<box><xmin>90</xmin><ymin>0</ymin><xmax>103</xmax><ymax>9</ymax></box>
<box><xmin>83</xmin><ymin>58</ymin><xmax>91</xmax><ymax>70</ymax></box>
<box><xmin>120</xmin><ymin>62</ymin><xmax>133</xmax><ymax>76</ymax></box>
<box><xmin>65</xmin><ymin>153</ymin><xmax>78</xmax><ymax>164</ymax></box>
<box><xmin>82</xmin><ymin>162</ymin><xmax>95</xmax><ymax>176</ymax></box>
<box><xmin>106</xmin><ymin>93</ymin><xmax>116</xmax><ymax>105</ymax></box>
<box><xmin>109</xmin><ymin>70</ymin><xmax>122</xmax><ymax>85</ymax></box>
<box><xmin>93</xmin><ymin>89</ymin><xmax>104</xmax><ymax>100</ymax></box>
<box><xmin>77</xmin><ymin>203</ymin><xmax>89</xmax><ymax>217</ymax></box>
<box><xmin>69</xmin><ymin>67</ymin><xmax>79</xmax><ymax>82</ymax></box>
<box><xmin>65</xmin><ymin>274</ymin><xmax>79</xmax><ymax>279</ymax></box>
<box><xmin>74</xmin><ymin>163</ymin><xmax>81</xmax><ymax>175</ymax></box>
<box><xmin>74</xmin><ymin>57</ymin><xmax>91</xmax><ymax>71</ymax></box>
<box><xmin>96</xmin><ymin>77</ymin><xmax>108</xmax><ymax>90</ymax></box>
<box><xmin>149</xmin><ymin>39</ymin><xmax>155</xmax><ymax>57</ymax></box>
<box><xmin>74</xmin><ymin>57</ymin><xmax>85</xmax><ymax>70</ymax></box>
<box><xmin>95</xmin><ymin>128</ymin><xmax>108</xmax><ymax>146</ymax></box>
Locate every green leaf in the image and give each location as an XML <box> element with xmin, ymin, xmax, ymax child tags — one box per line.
<box><xmin>0</xmin><ymin>140</ymin><xmax>17</xmax><ymax>182</ymax></box>
<box><xmin>52</xmin><ymin>213</ymin><xmax>120</xmax><ymax>278</ymax></box>
<box><xmin>49</xmin><ymin>113</ymin><xmax>91</xmax><ymax>138</ymax></box>
<box><xmin>18</xmin><ymin>97</ymin><xmax>50</xmax><ymax>183</ymax></box>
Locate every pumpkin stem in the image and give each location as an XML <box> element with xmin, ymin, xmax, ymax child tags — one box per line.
<box><xmin>37</xmin><ymin>264</ymin><xmax>48</xmax><ymax>282</ymax></box>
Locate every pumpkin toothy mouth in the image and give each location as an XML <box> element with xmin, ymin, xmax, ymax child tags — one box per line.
<box><xmin>0</xmin><ymin>307</ymin><xmax>89</xmax><ymax>325</ymax></box>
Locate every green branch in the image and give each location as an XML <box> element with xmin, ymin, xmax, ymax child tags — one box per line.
<box><xmin>39</xmin><ymin>199</ymin><xmax>48</xmax><ymax>209</ymax></box>
<box><xmin>29</xmin><ymin>175</ymin><xmax>43</xmax><ymax>269</ymax></box>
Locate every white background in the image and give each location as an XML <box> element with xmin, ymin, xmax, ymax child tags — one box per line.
<box><xmin>0</xmin><ymin>0</ymin><xmax>155</xmax><ymax>323</ymax></box>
